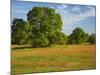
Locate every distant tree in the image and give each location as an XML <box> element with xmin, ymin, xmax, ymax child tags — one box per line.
<box><xmin>88</xmin><ymin>33</ymin><xmax>96</xmax><ymax>44</ymax></box>
<box><xmin>11</xmin><ymin>18</ymin><xmax>30</xmax><ymax>45</ymax></box>
<box><xmin>68</xmin><ymin>27</ymin><xmax>88</xmax><ymax>44</ymax></box>
<box><xmin>27</xmin><ymin>7</ymin><xmax>64</xmax><ymax>47</ymax></box>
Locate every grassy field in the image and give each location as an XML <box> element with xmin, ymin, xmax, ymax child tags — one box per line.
<box><xmin>11</xmin><ymin>45</ymin><xmax>96</xmax><ymax>74</ymax></box>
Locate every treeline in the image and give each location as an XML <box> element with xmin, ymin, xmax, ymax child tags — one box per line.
<box><xmin>11</xmin><ymin>7</ymin><xmax>96</xmax><ymax>47</ymax></box>
<box><xmin>67</xmin><ymin>28</ymin><xmax>96</xmax><ymax>44</ymax></box>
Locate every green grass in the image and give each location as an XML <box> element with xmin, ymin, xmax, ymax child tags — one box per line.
<box><xmin>11</xmin><ymin>45</ymin><xmax>96</xmax><ymax>74</ymax></box>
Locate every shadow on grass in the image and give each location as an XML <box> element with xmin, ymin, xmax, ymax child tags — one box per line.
<box><xmin>11</xmin><ymin>45</ymin><xmax>49</xmax><ymax>50</ymax></box>
<box><xmin>11</xmin><ymin>44</ymin><xmax>69</xmax><ymax>50</ymax></box>
<box><xmin>11</xmin><ymin>46</ymin><xmax>33</xmax><ymax>50</ymax></box>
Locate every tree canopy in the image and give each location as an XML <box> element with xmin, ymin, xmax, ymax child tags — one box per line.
<box><xmin>11</xmin><ymin>18</ymin><xmax>30</xmax><ymax>44</ymax></box>
<box><xmin>11</xmin><ymin>7</ymin><xmax>96</xmax><ymax>47</ymax></box>
<box><xmin>27</xmin><ymin>7</ymin><xmax>65</xmax><ymax>47</ymax></box>
<box><xmin>68</xmin><ymin>27</ymin><xmax>89</xmax><ymax>44</ymax></box>
<box><xmin>89</xmin><ymin>33</ymin><xmax>96</xmax><ymax>44</ymax></box>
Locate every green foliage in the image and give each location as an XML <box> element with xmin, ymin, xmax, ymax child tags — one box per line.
<box><xmin>31</xmin><ymin>33</ymin><xmax>49</xmax><ymax>47</ymax></box>
<box><xmin>49</xmin><ymin>32</ymin><xmax>67</xmax><ymax>45</ymax></box>
<box><xmin>11</xmin><ymin>18</ymin><xmax>30</xmax><ymax>45</ymax></box>
<box><xmin>68</xmin><ymin>27</ymin><xmax>89</xmax><ymax>44</ymax></box>
<box><xmin>11</xmin><ymin>7</ymin><xmax>95</xmax><ymax>47</ymax></box>
<box><xmin>85</xmin><ymin>33</ymin><xmax>89</xmax><ymax>42</ymax></box>
<box><xmin>89</xmin><ymin>33</ymin><xmax>96</xmax><ymax>44</ymax></box>
<box><xmin>27</xmin><ymin>7</ymin><xmax>64</xmax><ymax>47</ymax></box>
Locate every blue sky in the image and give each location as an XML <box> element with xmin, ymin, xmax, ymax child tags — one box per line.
<box><xmin>12</xmin><ymin>0</ymin><xmax>96</xmax><ymax>35</ymax></box>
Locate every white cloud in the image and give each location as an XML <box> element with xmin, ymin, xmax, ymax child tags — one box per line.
<box><xmin>71</xmin><ymin>6</ymin><xmax>81</xmax><ymax>13</ymax></box>
<box><xmin>67</xmin><ymin>6</ymin><xmax>95</xmax><ymax>23</ymax></box>
<box><xmin>56</xmin><ymin>5</ymin><xmax>95</xmax><ymax>26</ymax></box>
<box><xmin>59</xmin><ymin>4</ymin><xmax>68</xmax><ymax>9</ymax></box>
<box><xmin>55</xmin><ymin>5</ymin><xmax>95</xmax><ymax>35</ymax></box>
<box><xmin>55</xmin><ymin>4</ymin><xmax>68</xmax><ymax>13</ymax></box>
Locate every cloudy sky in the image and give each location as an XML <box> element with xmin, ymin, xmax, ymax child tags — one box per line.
<box><xmin>12</xmin><ymin>0</ymin><xmax>96</xmax><ymax>35</ymax></box>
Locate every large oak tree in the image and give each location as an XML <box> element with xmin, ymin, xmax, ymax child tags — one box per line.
<box><xmin>27</xmin><ymin>7</ymin><xmax>66</xmax><ymax>47</ymax></box>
